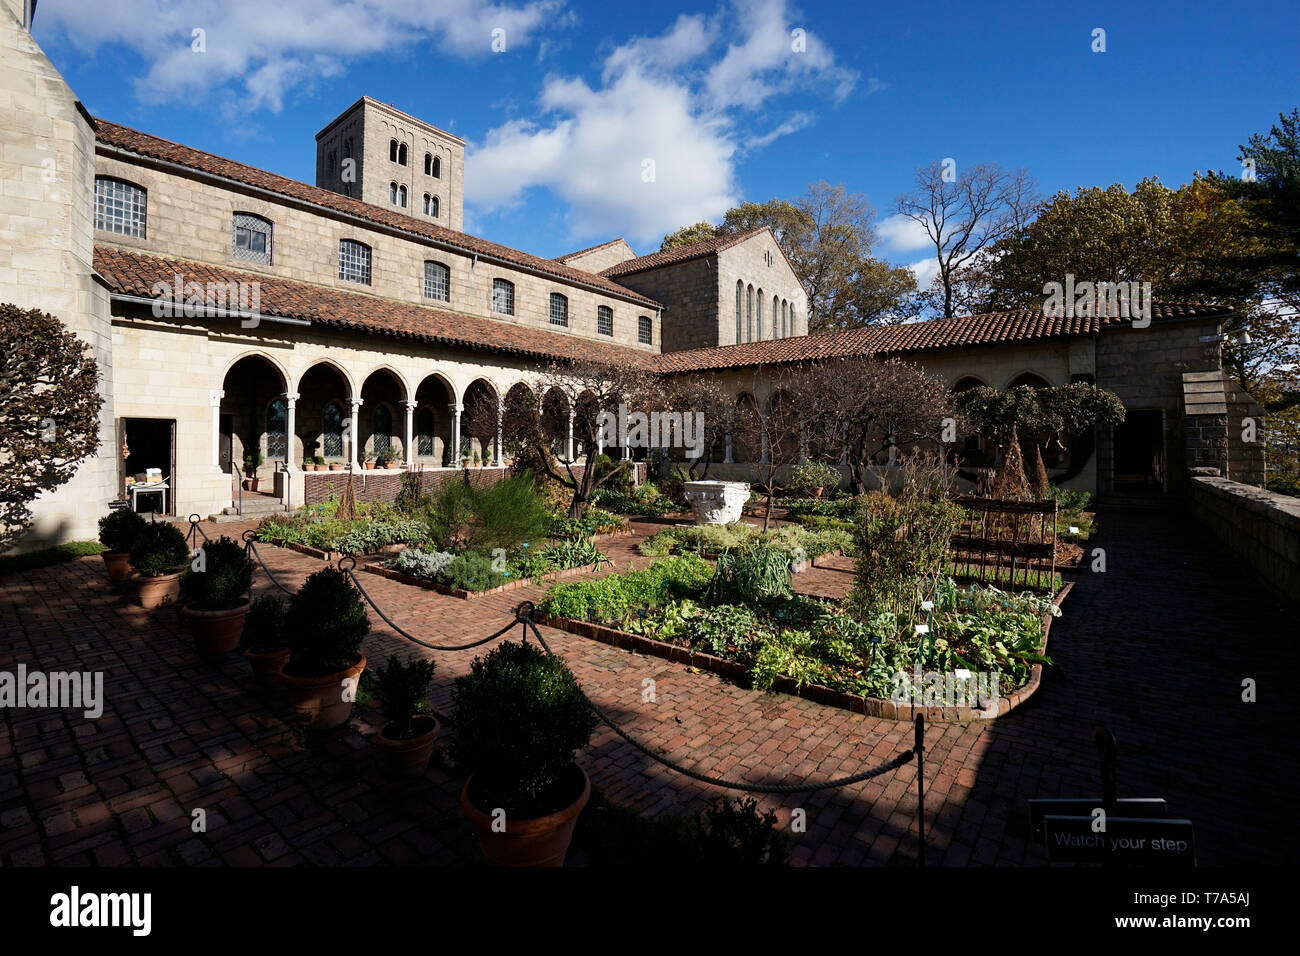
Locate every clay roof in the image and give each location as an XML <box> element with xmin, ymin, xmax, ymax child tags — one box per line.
<box><xmin>656</xmin><ymin>303</ymin><xmax>1233</xmax><ymax>374</ymax></box>
<box><xmin>93</xmin><ymin>245</ymin><xmax>658</xmax><ymax>368</ymax></box>
<box><xmin>92</xmin><ymin>119</ymin><xmax>661</xmax><ymax>309</ymax></box>
<box><xmin>599</xmin><ymin>228</ymin><xmax>768</xmax><ymax>277</ymax></box>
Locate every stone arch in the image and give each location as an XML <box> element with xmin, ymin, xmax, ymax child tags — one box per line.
<box><xmin>220</xmin><ymin>354</ymin><xmax>289</xmax><ymax>481</ymax></box>
<box><xmin>1004</xmin><ymin>370</ymin><xmax>1052</xmax><ymax>391</ymax></box>
<box><xmin>360</xmin><ymin>368</ymin><xmax>407</xmax><ymax>462</ymax></box>
<box><xmin>462</xmin><ymin>378</ymin><xmax>500</xmax><ymax>464</ymax></box>
<box><xmin>414</xmin><ymin>372</ymin><xmax>457</xmax><ymax>466</ymax></box>
<box><xmin>298</xmin><ymin>361</ymin><xmax>353</xmax><ymax>465</ymax></box>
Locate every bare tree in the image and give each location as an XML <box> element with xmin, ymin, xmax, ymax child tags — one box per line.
<box><xmin>804</xmin><ymin>357</ymin><xmax>960</xmax><ymax>495</ymax></box>
<box><xmin>730</xmin><ymin>365</ymin><xmax>810</xmax><ymax>531</ymax></box>
<box><xmin>490</xmin><ymin>358</ymin><xmax>657</xmax><ymax>520</ymax></box>
<box><xmin>896</xmin><ymin>161</ymin><xmax>1039</xmax><ymax>319</ymax></box>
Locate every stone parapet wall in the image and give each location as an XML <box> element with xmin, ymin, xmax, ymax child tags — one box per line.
<box><xmin>1188</xmin><ymin>476</ymin><xmax>1299</xmax><ymax>603</ymax></box>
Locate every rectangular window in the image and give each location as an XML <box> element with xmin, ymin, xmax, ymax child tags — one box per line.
<box><xmin>339</xmin><ymin>239</ymin><xmax>371</xmax><ymax>284</ymax></box>
<box><xmin>424</xmin><ymin>261</ymin><xmax>450</xmax><ymax>301</ymax></box>
<box><xmin>638</xmin><ymin>315</ymin><xmax>653</xmax><ymax>345</ymax></box>
<box><xmin>232</xmin><ymin>213</ymin><xmax>272</xmax><ymax>265</ymax></box>
<box><xmin>94</xmin><ymin>177</ymin><xmax>147</xmax><ymax>238</ymax></box>
<box><xmin>597</xmin><ymin>306</ymin><xmax>613</xmax><ymax>336</ymax></box>
<box><xmin>549</xmin><ymin>293</ymin><xmax>568</xmax><ymax>327</ymax></box>
<box><xmin>492</xmin><ymin>278</ymin><xmax>515</xmax><ymax>316</ymax></box>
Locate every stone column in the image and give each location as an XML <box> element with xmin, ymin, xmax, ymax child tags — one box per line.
<box><xmin>724</xmin><ymin>430</ymin><xmax>735</xmax><ymax>464</ymax></box>
<box><xmin>283</xmin><ymin>392</ymin><xmax>300</xmax><ymax>472</ymax></box>
<box><xmin>566</xmin><ymin>410</ymin><xmax>575</xmax><ymax>463</ymax></box>
<box><xmin>210</xmin><ymin>389</ymin><xmax>224</xmax><ymax>471</ymax></box>
<box><xmin>403</xmin><ymin>400</ymin><xmax>417</xmax><ymax>468</ymax></box>
<box><xmin>349</xmin><ymin>398</ymin><xmax>363</xmax><ymax>470</ymax></box>
<box><xmin>450</xmin><ymin>403</ymin><xmax>463</xmax><ymax>464</ymax></box>
<box><xmin>495</xmin><ymin>402</ymin><xmax>505</xmax><ymax>467</ymax></box>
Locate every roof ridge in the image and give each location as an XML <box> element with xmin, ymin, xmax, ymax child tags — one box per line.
<box><xmin>600</xmin><ymin>226</ymin><xmax>770</xmax><ymax>277</ymax></box>
<box><xmin>556</xmin><ymin>237</ymin><xmax>632</xmax><ymax>261</ymax></box>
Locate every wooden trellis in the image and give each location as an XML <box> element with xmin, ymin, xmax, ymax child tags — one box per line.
<box><xmin>951</xmin><ymin>496</ymin><xmax>1058</xmax><ymax>592</ymax></box>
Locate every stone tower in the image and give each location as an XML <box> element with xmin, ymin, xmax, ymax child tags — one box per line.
<box><xmin>314</xmin><ymin>96</ymin><xmax>465</xmax><ymax>232</ymax></box>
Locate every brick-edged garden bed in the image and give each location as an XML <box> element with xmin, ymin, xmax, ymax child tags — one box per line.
<box><xmin>361</xmin><ymin>559</ymin><xmax>607</xmax><ymax>600</ymax></box>
<box><xmin>536</xmin><ymin>581</ymin><xmax>1072</xmax><ymax>722</ymax></box>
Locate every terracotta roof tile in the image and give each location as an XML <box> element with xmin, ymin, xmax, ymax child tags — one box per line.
<box><xmin>555</xmin><ymin>238</ymin><xmax>633</xmax><ymax>262</ymax></box>
<box><xmin>656</xmin><ymin>303</ymin><xmax>1233</xmax><ymax>373</ymax></box>
<box><xmin>599</xmin><ymin>228</ymin><xmax>768</xmax><ymax>277</ymax></box>
<box><xmin>93</xmin><ymin>245</ymin><xmax>659</xmax><ymax>368</ymax></box>
<box><xmin>92</xmin><ymin>119</ymin><xmax>661</xmax><ymax>310</ymax></box>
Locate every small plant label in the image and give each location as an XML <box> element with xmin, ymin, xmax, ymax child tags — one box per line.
<box><xmin>914</xmin><ymin>623</ymin><xmax>930</xmax><ymax>635</ymax></box>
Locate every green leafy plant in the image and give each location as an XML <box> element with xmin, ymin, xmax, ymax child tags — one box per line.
<box><xmin>243</xmin><ymin>450</ymin><xmax>264</xmax><ymax>473</ymax></box>
<box><xmin>789</xmin><ymin>459</ymin><xmax>842</xmax><ymax>496</ymax></box>
<box><xmin>179</xmin><ymin>536</ymin><xmax>252</xmax><ymax>610</ymax></box>
<box><xmin>715</xmin><ymin>545</ymin><xmax>793</xmax><ymax>604</ymax></box>
<box><xmin>284</xmin><ymin>567</ymin><xmax>370</xmax><ymax>676</ymax></box>
<box><xmin>128</xmin><ymin>521</ymin><xmax>188</xmax><ymax>577</ymax></box>
<box><xmin>847</xmin><ymin>490</ymin><xmax>964</xmax><ymax>620</ymax></box>
<box><xmin>241</xmin><ymin>594</ymin><xmax>288</xmax><ymax>653</ymax></box>
<box><xmin>386</xmin><ymin>548</ymin><xmax>456</xmax><ymax>580</ymax></box>
<box><xmin>451</xmin><ymin>640</ymin><xmax>598</xmax><ymax>815</ymax></box>
<box><xmin>97</xmin><ymin>508</ymin><xmax>147</xmax><ymax>553</ymax></box>
<box><xmin>373</xmin><ymin>654</ymin><xmax>437</xmax><ymax>739</ymax></box>
<box><xmin>443</xmin><ymin>550</ymin><xmax>506</xmax><ymax>592</ymax></box>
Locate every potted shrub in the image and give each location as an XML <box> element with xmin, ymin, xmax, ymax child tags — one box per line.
<box><xmin>328</xmin><ymin>460</ymin><xmax>344</xmax><ymax>472</ymax></box>
<box><xmin>97</xmin><ymin>508</ymin><xmax>147</xmax><ymax>583</ymax></box>
<box><xmin>373</xmin><ymin>655</ymin><xmax>440</xmax><ymax>777</ymax></box>
<box><xmin>376</xmin><ymin>450</ymin><xmax>395</xmax><ymax>469</ymax></box>
<box><xmin>128</xmin><ymin>521</ymin><xmax>190</xmax><ymax>608</ymax></box>
<box><xmin>243</xmin><ymin>450</ymin><xmax>264</xmax><ymax>491</ymax></box>
<box><xmin>452</xmin><ymin>640</ymin><xmax>598</xmax><ymax>866</ymax></box>
<box><xmin>241</xmin><ymin>594</ymin><xmax>290</xmax><ymax>683</ymax></box>
<box><xmin>790</xmin><ymin>459</ymin><xmax>841</xmax><ymax>498</ymax></box>
<box><xmin>313</xmin><ymin>455</ymin><xmax>325</xmax><ymax>470</ymax></box>
<box><xmin>277</xmin><ymin>567</ymin><xmax>369</xmax><ymax>729</ymax></box>
<box><xmin>178</xmin><ymin>536</ymin><xmax>253</xmax><ymax>655</ymax></box>
<box><xmin>364</xmin><ymin>456</ymin><xmax>377</xmax><ymax>470</ymax></box>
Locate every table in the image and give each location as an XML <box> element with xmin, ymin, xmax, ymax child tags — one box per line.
<box><xmin>128</xmin><ymin>481</ymin><xmax>169</xmax><ymax>515</ymax></box>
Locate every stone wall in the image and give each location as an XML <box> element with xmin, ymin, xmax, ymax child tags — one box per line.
<box><xmin>1225</xmin><ymin>379</ymin><xmax>1267</xmax><ymax>486</ymax></box>
<box><xmin>1</xmin><ymin>6</ymin><xmax>118</xmax><ymax>551</ymax></box>
<box><xmin>300</xmin><ymin>462</ymin><xmax>646</xmax><ymax>507</ymax></box>
<box><xmin>613</xmin><ymin>255</ymin><xmax>713</xmax><ymax>352</ymax></box>
<box><xmin>92</xmin><ymin>153</ymin><xmax>657</xmax><ymax>353</ymax></box>
<box><xmin>1188</xmin><ymin>476</ymin><xmax>1299</xmax><ymax>603</ymax></box>
<box><xmin>716</xmin><ymin>232</ymin><xmax>808</xmax><ymax>345</ymax></box>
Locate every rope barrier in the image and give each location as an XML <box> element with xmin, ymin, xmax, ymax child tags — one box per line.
<box><xmin>241</xmin><ymin>529</ymin><xmax>295</xmax><ymax>596</ymax></box>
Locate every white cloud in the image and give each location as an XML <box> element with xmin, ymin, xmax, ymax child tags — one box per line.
<box><xmin>36</xmin><ymin>0</ymin><xmax>565</xmax><ymax>112</ymax></box>
<box><xmin>467</xmin><ymin>0</ymin><xmax>860</xmax><ymax>244</ymax></box>
<box><xmin>907</xmin><ymin>256</ymin><xmax>940</xmax><ymax>289</ymax></box>
<box><xmin>877</xmin><ymin>214</ymin><xmax>934</xmax><ymax>254</ymax></box>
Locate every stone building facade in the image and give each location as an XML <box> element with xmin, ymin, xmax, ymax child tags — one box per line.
<box><xmin>0</xmin><ymin>4</ymin><xmax>1267</xmax><ymax>551</ymax></box>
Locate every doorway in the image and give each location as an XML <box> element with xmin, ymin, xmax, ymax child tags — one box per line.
<box><xmin>1112</xmin><ymin>409</ymin><xmax>1165</xmax><ymax>493</ymax></box>
<box><xmin>120</xmin><ymin>418</ymin><xmax>177</xmax><ymax>514</ymax></box>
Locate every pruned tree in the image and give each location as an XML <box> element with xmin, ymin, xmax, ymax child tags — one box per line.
<box><xmin>730</xmin><ymin>365</ymin><xmax>811</xmax><ymax>531</ymax></box>
<box><xmin>804</xmin><ymin>357</ymin><xmax>959</xmax><ymax>495</ymax></box>
<box><xmin>896</xmin><ymin>161</ymin><xmax>1039</xmax><ymax>319</ymax></box>
<box><xmin>657</xmin><ymin>372</ymin><xmax>743</xmax><ymax>483</ymax></box>
<box><xmin>0</xmin><ymin>304</ymin><xmax>103</xmax><ymax>551</ymax></box>
<box><xmin>489</xmin><ymin>358</ymin><xmax>657</xmax><ymax>520</ymax></box>
<box><xmin>955</xmin><ymin>382</ymin><xmax>1127</xmax><ymax>463</ymax></box>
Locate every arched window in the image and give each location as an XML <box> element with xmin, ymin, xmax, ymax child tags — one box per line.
<box><xmin>389</xmin><ymin>182</ymin><xmax>398</xmax><ymax>205</ymax></box>
<box><xmin>322</xmin><ymin>402</ymin><xmax>344</xmax><ymax>458</ymax></box>
<box><xmin>746</xmin><ymin>285</ymin><xmax>754</xmax><ymax>342</ymax></box>
<box><xmin>266</xmin><ymin>398</ymin><xmax>286</xmax><ymax>459</ymax></box>
<box><xmin>492</xmin><ymin>278</ymin><xmax>515</xmax><ymax>316</ymax></box>
<box><xmin>782</xmin><ymin>300</ymin><xmax>789</xmax><ymax>337</ymax></box>
<box><xmin>772</xmin><ymin>295</ymin><xmax>779</xmax><ymax>338</ymax></box>
<box><xmin>423</xmin><ymin>261</ymin><xmax>450</xmax><ymax>301</ymax></box>
<box><xmin>326</xmin><ymin>151</ymin><xmax>336</xmax><ymax>176</ymax></box>
<box><xmin>232</xmin><ymin>212</ymin><xmax>272</xmax><ymax>264</ymax></box>
<box><xmin>417</xmin><ymin>406</ymin><xmax>437</xmax><ymax>456</ymax></box>
<box><xmin>597</xmin><ymin>306</ymin><xmax>614</xmax><ymax>336</ymax></box>
<box><xmin>422</xmin><ymin>193</ymin><xmax>431</xmax><ymax>214</ymax></box>
<box><xmin>789</xmin><ymin>304</ymin><xmax>797</xmax><ymax>336</ymax></box>
<box><xmin>389</xmin><ymin>139</ymin><xmax>398</xmax><ymax>163</ymax></box>
<box><xmin>430</xmin><ymin>196</ymin><xmax>440</xmax><ymax>218</ymax></box>
<box><xmin>94</xmin><ymin>177</ymin><xmax>147</xmax><ymax>237</ymax></box>
<box><xmin>424</xmin><ymin>153</ymin><xmax>433</xmax><ymax>176</ymax></box>
<box><xmin>397</xmin><ymin>185</ymin><xmax>407</xmax><ymax>208</ymax></box>
<box><xmin>338</xmin><ymin>239</ymin><xmax>371</xmax><ymax>284</ymax></box>
<box><xmin>343</xmin><ymin>136</ymin><xmax>353</xmax><ymax>158</ymax></box>
<box><xmin>398</xmin><ymin>143</ymin><xmax>408</xmax><ymax>166</ymax></box>
<box><xmin>735</xmin><ymin>280</ymin><xmax>743</xmax><ymax>344</ymax></box>
<box><xmin>638</xmin><ymin>315</ymin><xmax>653</xmax><ymax>345</ymax></box>
<box><xmin>756</xmin><ymin>288</ymin><xmax>764</xmax><ymax>340</ymax></box>
<box><xmin>372</xmin><ymin>405</ymin><xmax>393</xmax><ymax>456</ymax></box>
<box><xmin>549</xmin><ymin>293</ymin><xmax>569</xmax><ymax>327</ymax></box>
<box><xmin>433</xmin><ymin>156</ymin><xmax>442</xmax><ymax>178</ymax></box>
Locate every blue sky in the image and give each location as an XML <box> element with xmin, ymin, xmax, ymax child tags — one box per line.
<box><xmin>35</xmin><ymin>0</ymin><xmax>1298</xmax><ymax>279</ymax></box>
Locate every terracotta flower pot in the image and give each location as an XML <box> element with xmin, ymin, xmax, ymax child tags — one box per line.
<box><xmin>810</xmin><ymin>487</ymin><xmax>824</xmax><ymax>498</ymax></box>
<box><xmin>376</xmin><ymin>715</ymin><xmax>440</xmax><ymax>777</ymax></box>
<box><xmin>329</xmin><ymin>463</ymin><xmax>344</xmax><ymax>472</ymax></box>
<box><xmin>181</xmin><ymin>599</ymin><xmax>250</xmax><ymax>655</ymax></box>
<box><xmin>101</xmin><ymin>551</ymin><xmax>131</xmax><ymax>584</ymax></box>
<box><xmin>364</xmin><ymin>460</ymin><xmax>376</xmax><ymax>470</ymax></box>
<box><xmin>460</xmin><ymin>763</ymin><xmax>590</xmax><ymax>867</ymax></box>
<box><xmin>278</xmin><ymin>656</ymin><xmax>367</xmax><ymax>730</ymax></box>
<box><xmin>132</xmin><ymin>570</ymin><xmax>184</xmax><ymax>609</ymax></box>
<box><xmin>244</xmin><ymin>646</ymin><xmax>290</xmax><ymax>684</ymax></box>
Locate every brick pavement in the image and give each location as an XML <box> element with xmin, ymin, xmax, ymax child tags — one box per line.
<box><xmin>1</xmin><ymin>508</ymin><xmax>1295</xmax><ymax>866</ymax></box>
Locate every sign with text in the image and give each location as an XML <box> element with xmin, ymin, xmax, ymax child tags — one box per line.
<box><xmin>1041</xmin><ymin>814</ymin><xmax>1196</xmax><ymax>866</ymax></box>
<box><xmin>1028</xmin><ymin>798</ymin><xmax>1167</xmax><ymax>841</ymax></box>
